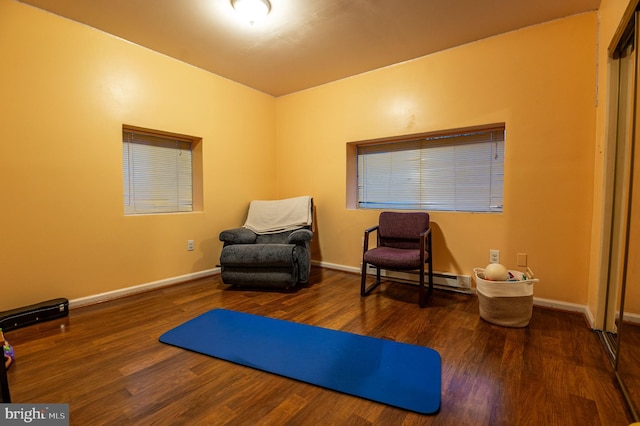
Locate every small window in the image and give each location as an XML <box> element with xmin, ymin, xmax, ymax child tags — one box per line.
<box><xmin>353</xmin><ymin>125</ymin><xmax>505</xmax><ymax>212</ymax></box>
<box><xmin>123</xmin><ymin>126</ymin><xmax>201</xmax><ymax>215</ymax></box>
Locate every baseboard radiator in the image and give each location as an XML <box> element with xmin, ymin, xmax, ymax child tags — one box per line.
<box><xmin>365</xmin><ymin>264</ymin><xmax>472</xmax><ymax>294</ymax></box>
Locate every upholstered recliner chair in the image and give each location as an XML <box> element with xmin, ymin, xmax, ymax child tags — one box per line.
<box><xmin>219</xmin><ymin>196</ymin><xmax>313</xmax><ymax>289</ymax></box>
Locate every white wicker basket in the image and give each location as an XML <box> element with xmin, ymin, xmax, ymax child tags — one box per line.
<box><xmin>474</xmin><ymin>268</ymin><xmax>539</xmax><ymax>328</ymax></box>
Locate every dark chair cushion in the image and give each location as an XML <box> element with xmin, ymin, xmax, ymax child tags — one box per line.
<box><xmin>364</xmin><ymin>246</ymin><xmax>425</xmax><ymax>270</ymax></box>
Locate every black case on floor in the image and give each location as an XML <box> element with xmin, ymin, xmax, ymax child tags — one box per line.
<box><xmin>0</xmin><ymin>298</ymin><xmax>69</xmax><ymax>331</ymax></box>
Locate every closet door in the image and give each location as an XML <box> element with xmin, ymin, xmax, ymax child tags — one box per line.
<box><xmin>615</xmin><ymin>29</ymin><xmax>640</xmax><ymax>414</ymax></box>
<box><xmin>602</xmin><ymin>27</ymin><xmax>635</xmax><ymax>358</ymax></box>
<box><xmin>603</xmin><ymin>8</ymin><xmax>640</xmax><ymax>421</ymax></box>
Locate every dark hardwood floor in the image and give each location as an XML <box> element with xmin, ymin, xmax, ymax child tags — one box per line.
<box><xmin>4</xmin><ymin>268</ymin><xmax>633</xmax><ymax>425</ymax></box>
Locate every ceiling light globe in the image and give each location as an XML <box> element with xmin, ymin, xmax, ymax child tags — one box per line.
<box><xmin>231</xmin><ymin>0</ymin><xmax>271</xmax><ymax>24</ymax></box>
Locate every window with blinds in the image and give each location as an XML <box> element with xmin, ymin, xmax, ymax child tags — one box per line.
<box><xmin>357</xmin><ymin>126</ymin><xmax>505</xmax><ymax>212</ymax></box>
<box><xmin>123</xmin><ymin>128</ymin><xmax>194</xmax><ymax>215</ymax></box>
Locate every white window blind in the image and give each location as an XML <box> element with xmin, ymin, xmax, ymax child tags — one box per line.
<box><xmin>357</xmin><ymin>128</ymin><xmax>505</xmax><ymax>212</ymax></box>
<box><xmin>123</xmin><ymin>130</ymin><xmax>193</xmax><ymax>214</ymax></box>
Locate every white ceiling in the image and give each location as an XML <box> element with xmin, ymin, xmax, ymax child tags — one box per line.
<box><xmin>19</xmin><ymin>0</ymin><xmax>601</xmax><ymax>96</ymax></box>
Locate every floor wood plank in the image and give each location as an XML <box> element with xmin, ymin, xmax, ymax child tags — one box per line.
<box><xmin>4</xmin><ymin>268</ymin><xmax>633</xmax><ymax>425</ymax></box>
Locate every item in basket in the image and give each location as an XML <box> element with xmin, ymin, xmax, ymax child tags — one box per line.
<box><xmin>484</xmin><ymin>263</ymin><xmax>509</xmax><ymax>281</ymax></box>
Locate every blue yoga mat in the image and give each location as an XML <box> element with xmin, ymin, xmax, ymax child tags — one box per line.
<box><xmin>159</xmin><ymin>309</ymin><xmax>441</xmax><ymax>414</ymax></box>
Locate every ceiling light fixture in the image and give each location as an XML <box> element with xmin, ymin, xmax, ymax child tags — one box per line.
<box><xmin>231</xmin><ymin>0</ymin><xmax>271</xmax><ymax>25</ymax></box>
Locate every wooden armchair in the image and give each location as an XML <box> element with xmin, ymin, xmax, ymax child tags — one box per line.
<box><xmin>361</xmin><ymin>211</ymin><xmax>433</xmax><ymax>307</ymax></box>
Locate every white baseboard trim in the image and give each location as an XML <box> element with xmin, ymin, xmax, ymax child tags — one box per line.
<box><xmin>622</xmin><ymin>311</ymin><xmax>640</xmax><ymax>325</ymax></box>
<box><xmin>533</xmin><ymin>296</ymin><xmax>595</xmax><ymax>326</ymax></box>
<box><xmin>69</xmin><ymin>268</ymin><xmax>220</xmax><ymax>309</ymax></box>
<box><xmin>311</xmin><ymin>260</ymin><xmax>359</xmax><ymax>274</ymax></box>
<box><xmin>69</xmin><ymin>262</ymin><xmax>597</xmax><ymax>327</ymax></box>
<box><xmin>313</xmin><ymin>260</ymin><xmax>596</xmax><ymax>325</ymax></box>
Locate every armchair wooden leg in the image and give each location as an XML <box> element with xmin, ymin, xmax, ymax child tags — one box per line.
<box><xmin>419</xmin><ymin>264</ymin><xmax>426</xmax><ymax>308</ymax></box>
<box><xmin>428</xmin><ymin>260</ymin><xmax>434</xmax><ymax>295</ymax></box>
<box><xmin>425</xmin><ymin>236</ymin><xmax>434</xmax><ymax>303</ymax></box>
<box><xmin>361</xmin><ymin>263</ymin><xmax>382</xmax><ymax>297</ymax></box>
<box><xmin>419</xmin><ymin>260</ymin><xmax>435</xmax><ymax>308</ymax></box>
<box><xmin>360</xmin><ymin>261</ymin><xmax>367</xmax><ymax>296</ymax></box>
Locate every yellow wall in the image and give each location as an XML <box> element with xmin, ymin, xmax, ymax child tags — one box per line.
<box><xmin>0</xmin><ymin>0</ymin><xmax>276</xmax><ymax>310</ymax></box>
<box><xmin>1</xmin><ymin>0</ymin><xmax>611</xmax><ymax>311</ymax></box>
<box><xmin>276</xmin><ymin>13</ymin><xmax>598</xmax><ymax>304</ymax></box>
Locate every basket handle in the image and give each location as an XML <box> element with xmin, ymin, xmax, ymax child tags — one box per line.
<box><xmin>526</xmin><ymin>267</ymin><xmax>535</xmax><ymax>279</ymax></box>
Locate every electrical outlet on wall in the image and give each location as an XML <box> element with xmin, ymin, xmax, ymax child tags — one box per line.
<box><xmin>489</xmin><ymin>249</ymin><xmax>500</xmax><ymax>264</ymax></box>
<box><xmin>187</xmin><ymin>240</ymin><xmax>194</xmax><ymax>251</ymax></box>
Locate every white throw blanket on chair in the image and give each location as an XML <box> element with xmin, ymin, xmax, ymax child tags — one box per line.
<box><xmin>243</xmin><ymin>196</ymin><xmax>313</xmax><ymax>234</ymax></box>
